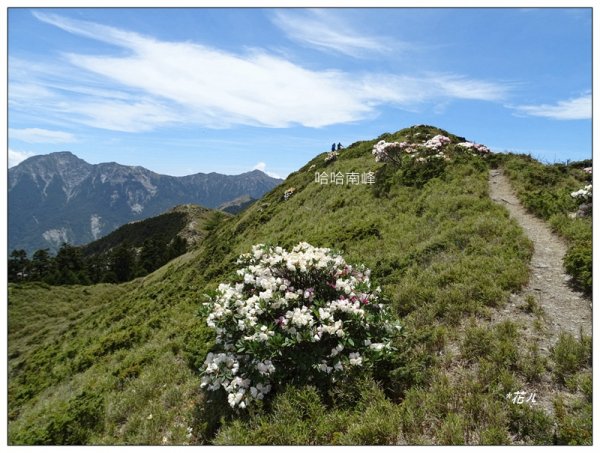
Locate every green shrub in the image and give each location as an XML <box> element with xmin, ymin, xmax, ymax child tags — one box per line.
<box><xmin>518</xmin><ymin>344</ymin><xmax>548</xmax><ymax>383</ymax></box>
<box><xmin>213</xmin><ymin>383</ymin><xmax>402</xmax><ymax>445</ymax></box>
<box><xmin>554</xmin><ymin>397</ymin><xmax>592</xmax><ymax>445</ymax></box>
<box><xmin>551</xmin><ymin>332</ymin><xmax>591</xmax><ymax>384</ymax></box>
<box><xmin>397</xmin><ymin>158</ymin><xmax>447</xmax><ymax>188</ymax></box>
<box><xmin>462</xmin><ymin>322</ymin><xmax>494</xmax><ymax>362</ymax></box>
<box><xmin>508</xmin><ymin>403</ymin><xmax>554</xmax><ymax>444</ymax></box>
<box><xmin>480</xmin><ymin>426</ymin><xmax>510</xmax><ymax>445</ymax></box>
<box><xmin>437</xmin><ymin>413</ymin><xmax>465</xmax><ymax>445</ymax></box>
<box><xmin>462</xmin><ymin>320</ymin><xmax>518</xmax><ymax>369</ymax></box>
<box><xmin>564</xmin><ymin>242</ymin><xmax>592</xmax><ymax>294</ymax></box>
<box><xmin>11</xmin><ymin>390</ymin><xmax>104</xmax><ymax>445</ymax></box>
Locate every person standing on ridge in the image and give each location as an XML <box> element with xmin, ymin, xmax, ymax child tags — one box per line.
<box><xmin>331</xmin><ymin>143</ymin><xmax>336</xmax><ymax>152</ymax></box>
<box><xmin>337</xmin><ymin>143</ymin><xmax>343</xmax><ymax>151</ymax></box>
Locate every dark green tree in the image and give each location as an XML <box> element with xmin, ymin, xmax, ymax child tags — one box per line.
<box><xmin>31</xmin><ymin>248</ymin><xmax>53</xmax><ymax>281</ymax></box>
<box><xmin>53</xmin><ymin>243</ymin><xmax>87</xmax><ymax>285</ymax></box>
<box><xmin>167</xmin><ymin>236</ymin><xmax>187</xmax><ymax>260</ymax></box>
<box><xmin>8</xmin><ymin>249</ymin><xmax>30</xmax><ymax>281</ymax></box>
<box><xmin>111</xmin><ymin>245</ymin><xmax>136</xmax><ymax>283</ymax></box>
<box><xmin>139</xmin><ymin>238</ymin><xmax>167</xmax><ymax>274</ymax></box>
<box><xmin>86</xmin><ymin>253</ymin><xmax>111</xmax><ymax>284</ymax></box>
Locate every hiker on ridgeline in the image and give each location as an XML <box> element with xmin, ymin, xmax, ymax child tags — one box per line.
<box><xmin>331</xmin><ymin>143</ymin><xmax>336</xmax><ymax>152</ymax></box>
<box><xmin>337</xmin><ymin>143</ymin><xmax>343</xmax><ymax>151</ymax></box>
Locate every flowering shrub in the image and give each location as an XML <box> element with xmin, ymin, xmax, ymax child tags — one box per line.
<box><xmin>423</xmin><ymin>134</ymin><xmax>452</xmax><ymax>150</ymax></box>
<box><xmin>571</xmin><ymin>184</ymin><xmax>592</xmax><ymax>203</ymax></box>
<box><xmin>372</xmin><ymin>136</ymin><xmax>453</xmax><ymax>167</ymax></box>
<box><xmin>324</xmin><ymin>151</ymin><xmax>339</xmax><ymax>163</ymax></box>
<box><xmin>372</xmin><ymin>134</ymin><xmax>457</xmax><ymax>189</ymax></box>
<box><xmin>200</xmin><ymin>242</ymin><xmax>400</xmax><ymax>409</ymax></box>
<box><xmin>457</xmin><ymin>141</ymin><xmax>491</xmax><ymax>155</ymax></box>
<box><xmin>372</xmin><ymin>135</ymin><xmax>491</xmax><ymax>166</ymax></box>
<box><xmin>282</xmin><ymin>187</ymin><xmax>296</xmax><ymax>201</ymax></box>
<box><xmin>372</xmin><ymin>141</ymin><xmax>415</xmax><ymax>164</ymax></box>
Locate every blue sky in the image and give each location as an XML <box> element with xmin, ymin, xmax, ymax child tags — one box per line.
<box><xmin>8</xmin><ymin>7</ymin><xmax>592</xmax><ymax>177</ymax></box>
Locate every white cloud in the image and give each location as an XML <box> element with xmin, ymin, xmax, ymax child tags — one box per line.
<box><xmin>513</xmin><ymin>94</ymin><xmax>591</xmax><ymax>120</ymax></box>
<box><xmin>58</xmin><ymin>99</ymin><xmax>180</xmax><ymax>133</ymax></box>
<box><xmin>17</xmin><ymin>13</ymin><xmax>510</xmax><ymax>132</ymax></box>
<box><xmin>9</xmin><ymin>82</ymin><xmax>56</xmax><ymax>103</ymax></box>
<box><xmin>271</xmin><ymin>10</ymin><xmax>393</xmax><ymax>57</ymax></box>
<box><xmin>8</xmin><ymin>149</ymin><xmax>36</xmax><ymax>167</ymax></box>
<box><xmin>358</xmin><ymin>73</ymin><xmax>507</xmax><ymax>104</ymax></box>
<box><xmin>9</xmin><ymin>128</ymin><xmax>77</xmax><ymax>144</ymax></box>
<box><xmin>253</xmin><ymin>162</ymin><xmax>267</xmax><ymax>172</ymax></box>
<box><xmin>33</xmin><ymin>11</ymin><xmax>147</xmax><ymax>49</ymax></box>
<box><xmin>252</xmin><ymin>162</ymin><xmax>282</xmax><ymax>179</ymax></box>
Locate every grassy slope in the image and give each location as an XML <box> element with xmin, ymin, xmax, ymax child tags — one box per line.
<box><xmin>7</xmin><ymin>126</ymin><xmax>591</xmax><ymax>445</ymax></box>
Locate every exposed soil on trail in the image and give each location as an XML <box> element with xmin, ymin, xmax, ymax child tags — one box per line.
<box><xmin>488</xmin><ymin>169</ymin><xmax>591</xmax><ymax>344</ymax></box>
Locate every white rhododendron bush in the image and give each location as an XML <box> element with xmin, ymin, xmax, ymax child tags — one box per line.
<box><xmin>200</xmin><ymin>242</ymin><xmax>400</xmax><ymax>409</ymax></box>
<box><xmin>571</xmin><ymin>184</ymin><xmax>592</xmax><ymax>203</ymax></box>
<box><xmin>372</xmin><ymin>134</ymin><xmax>490</xmax><ymax>165</ymax></box>
<box><xmin>371</xmin><ymin>134</ymin><xmax>491</xmax><ymax>188</ymax></box>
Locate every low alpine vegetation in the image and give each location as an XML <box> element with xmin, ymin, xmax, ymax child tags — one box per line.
<box><xmin>500</xmin><ymin>155</ymin><xmax>592</xmax><ymax>293</ymax></box>
<box><xmin>200</xmin><ymin>242</ymin><xmax>400</xmax><ymax>409</ymax></box>
<box><xmin>571</xmin><ymin>184</ymin><xmax>592</xmax><ymax>204</ymax></box>
<box><xmin>372</xmin><ymin>134</ymin><xmax>490</xmax><ymax>165</ymax></box>
<box><xmin>371</xmin><ymin>133</ymin><xmax>491</xmax><ymax>190</ymax></box>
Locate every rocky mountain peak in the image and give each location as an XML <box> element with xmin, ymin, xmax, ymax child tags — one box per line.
<box><xmin>9</xmin><ymin>151</ymin><xmax>283</xmax><ymax>253</ymax></box>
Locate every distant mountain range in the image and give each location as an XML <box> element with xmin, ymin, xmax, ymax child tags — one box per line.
<box><xmin>8</xmin><ymin>152</ymin><xmax>282</xmax><ymax>253</ymax></box>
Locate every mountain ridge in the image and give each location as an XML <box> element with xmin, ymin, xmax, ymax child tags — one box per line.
<box><xmin>9</xmin><ymin>151</ymin><xmax>282</xmax><ymax>253</ymax></box>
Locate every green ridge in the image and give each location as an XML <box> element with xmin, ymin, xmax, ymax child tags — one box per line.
<box><xmin>8</xmin><ymin>125</ymin><xmax>592</xmax><ymax>445</ymax></box>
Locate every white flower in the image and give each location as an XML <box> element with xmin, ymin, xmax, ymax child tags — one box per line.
<box><xmin>286</xmin><ymin>306</ymin><xmax>314</xmax><ymax>328</ymax></box>
<box><xmin>424</xmin><ymin>135</ymin><xmax>451</xmax><ymax>150</ymax></box>
<box><xmin>227</xmin><ymin>390</ymin><xmax>246</xmax><ymax>407</ymax></box>
<box><xmin>319</xmin><ymin>307</ymin><xmax>332</xmax><ymax>321</ymax></box>
<box><xmin>348</xmin><ymin>352</ymin><xmax>363</xmax><ymax>366</ymax></box>
<box><xmin>259</xmin><ymin>289</ymin><xmax>273</xmax><ymax>300</ymax></box>
<box><xmin>330</xmin><ymin>343</ymin><xmax>344</xmax><ymax>357</ymax></box>
<box><xmin>284</xmin><ymin>291</ymin><xmax>299</xmax><ymax>301</ymax></box>
<box><xmin>256</xmin><ymin>360</ymin><xmax>276</xmax><ymax>375</ymax></box>
<box><xmin>457</xmin><ymin>141</ymin><xmax>490</xmax><ymax>154</ymax></box>
<box><xmin>369</xmin><ymin>343</ymin><xmax>385</xmax><ymax>351</ymax></box>
<box><xmin>571</xmin><ymin>184</ymin><xmax>592</xmax><ymax>201</ymax></box>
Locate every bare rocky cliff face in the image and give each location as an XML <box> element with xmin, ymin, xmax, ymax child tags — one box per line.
<box><xmin>9</xmin><ymin>152</ymin><xmax>282</xmax><ymax>253</ymax></box>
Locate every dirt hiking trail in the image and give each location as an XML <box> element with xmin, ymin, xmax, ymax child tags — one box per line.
<box><xmin>488</xmin><ymin>169</ymin><xmax>591</xmax><ymax>344</ymax></box>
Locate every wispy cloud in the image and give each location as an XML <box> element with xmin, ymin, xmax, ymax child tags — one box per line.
<box><xmin>32</xmin><ymin>11</ymin><xmax>148</xmax><ymax>49</ymax></box>
<box><xmin>59</xmin><ymin>99</ymin><xmax>180</xmax><ymax>133</ymax></box>
<box><xmin>271</xmin><ymin>10</ymin><xmax>394</xmax><ymax>57</ymax></box>
<box><xmin>16</xmin><ymin>12</ymin><xmax>510</xmax><ymax>132</ymax></box>
<box><xmin>9</xmin><ymin>148</ymin><xmax>37</xmax><ymax>167</ymax></box>
<box><xmin>252</xmin><ymin>161</ymin><xmax>282</xmax><ymax>179</ymax></box>
<box><xmin>512</xmin><ymin>94</ymin><xmax>591</xmax><ymax>120</ymax></box>
<box><xmin>9</xmin><ymin>128</ymin><xmax>77</xmax><ymax>144</ymax></box>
